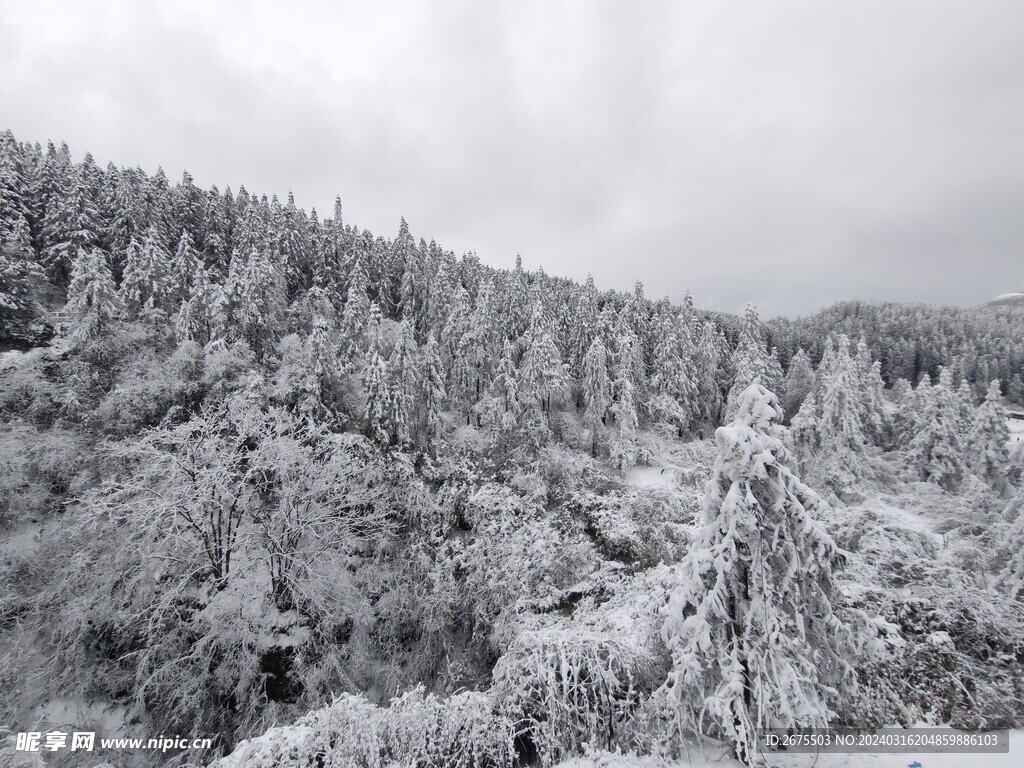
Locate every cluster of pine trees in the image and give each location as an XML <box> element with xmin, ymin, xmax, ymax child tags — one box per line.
<box><xmin>3</xmin><ymin>130</ymin><xmax>1023</xmax><ymax>459</ymax></box>
<box><xmin>769</xmin><ymin>300</ymin><xmax>1024</xmax><ymax>402</ymax></box>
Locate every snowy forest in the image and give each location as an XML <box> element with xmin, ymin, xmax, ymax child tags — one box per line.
<box><xmin>2</xmin><ymin>130</ymin><xmax>1024</xmax><ymax>767</ymax></box>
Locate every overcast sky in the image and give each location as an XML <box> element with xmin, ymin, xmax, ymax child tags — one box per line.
<box><xmin>2</xmin><ymin>1</ymin><xmax>1022</xmax><ymax>317</ymax></box>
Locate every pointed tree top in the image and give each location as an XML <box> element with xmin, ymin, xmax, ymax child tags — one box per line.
<box><xmin>728</xmin><ymin>379</ymin><xmax>784</xmax><ymax>429</ymax></box>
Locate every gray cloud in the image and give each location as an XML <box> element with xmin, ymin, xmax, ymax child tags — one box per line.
<box><xmin>1</xmin><ymin>0</ymin><xmax>1022</xmax><ymax>316</ymax></box>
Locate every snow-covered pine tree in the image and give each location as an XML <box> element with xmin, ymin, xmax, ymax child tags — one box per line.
<box><xmin>386</xmin><ymin>317</ymin><xmax>417</xmax><ymax>447</ymax></box>
<box><xmin>818</xmin><ymin>336</ymin><xmax>868</xmax><ymax>455</ymax></box>
<box><xmin>300</xmin><ymin>314</ymin><xmax>342</xmax><ymax>419</ymax></box>
<box><xmin>174</xmin><ymin>266</ymin><xmax>217</xmax><ymax>346</ymax></box>
<box><xmin>956</xmin><ymin>377</ymin><xmax>977</xmax><ymax>439</ymax></box>
<box><xmin>996</xmin><ymin>496</ymin><xmax>1024</xmax><ymax>600</ymax></box>
<box><xmin>503</xmin><ymin>254</ymin><xmax>530</xmax><ymax>342</ymax></box>
<box><xmin>41</xmin><ymin>166</ymin><xmax>102</xmax><ymax>285</ymax></box>
<box><xmin>120</xmin><ymin>228</ymin><xmax>174</xmax><ymax>319</ymax></box>
<box><xmin>0</xmin><ymin>216</ymin><xmax>43</xmax><ymax>341</ymax></box>
<box><xmin>966</xmin><ymin>380</ymin><xmax>1011</xmax><ymax>493</ymax></box>
<box><xmin>726</xmin><ymin>305</ymin><xmax>779</xmax><ymax>418</ymax></box>
<box><xmin>621</xmin><ymin>280</ymin><xmax>652</xmax><ymax>367</ymax></box>
<box><xmin>0</xmin><ymin>141</ymin><xmax>27</xmax><ymax>239</ymax></box>
<box><xmin>225</xmin><ymin>245</ymin><xmax>285</xmax><ymax>361</ymax></box>
<box><xmin>660</xmin><ymin>380</ymin><xmax>857</xmax><ymax>765</ymax></box>
<box><xmin>582</xmin><ymin>335</ymin><xmax>611</xmax><ymax>457</ymax></box>
<box><xmin>890</xmin><ymin>378</ymin><xmax>914</xmax><ymax>441</ymax></box>
<box><xmin>909</xmin><ymin>369</ymin><xmax>965</xmax><ymax>491</ymax></box>
<box><xmin>608</xmin><ymin>333</ymin><xmax>641</xmax><ymax>468</ymax></box>
<box><xmin>454</xmin><ymin>280</ymin><xmax>497</xmax><ymax>406</ymax></box>
<box><xmin>567</xmin><ymin>273</ymin><xmax>599</xmax><ymax>380</ymax></box>
<box><xmin>338</xmin><ymin>260</ymin><xmax>371</xmax><ymax>372</ymax></box>
<box><xmin>855</xmin><ymin>346</ymin><xmax>890</xmax><ymax>446</ymax></box>
<box><xmin>420</xmin><ymin>332</ymin><xmax>447</xmax><ymax>450</ymax></box>
<box><xmin>518</xmin><ymin>302</ymin><xmax>567</xmax><ymax>416</ymax></box>
<box><xmin>362</xmin><ymin>303</ymin><xmax>392</xmax><ymax>445</ymax></box>
<box><xmin>171</xmin><ymin>230</ymin><xmax>202</xmax><ymax>305</ymax></box>
<box><xmin>487</xmin><ymin>337</ymin><xmax>520</xmax><ymax>425</ymax></box>
<box><xmin>696</xmin><ymin>321</ymin><xmax>726</xmax><ymax>429</ymax></box>
<box><xmin>783</xmin><ymin>348</ymin><xmax>815</xmax><ymax>419</ymax></box>
<box><xmin>65</xmin><ymin>246</ymin><xmax>120</xmax><ymax>345</ymax></box>
<box><xmin>278</xmin><ymin>190</ymin><xmax>310</xmax><ymax>302</ymax></box>
<box><xmin>648</xmin><ymin>303</ymin><xmax>698</xmax><ymax>432</ymax></box>
<box><xmin>788</xmin><ymin>390</ymin><xmax>821</xmax><ymax>473</ymax></box>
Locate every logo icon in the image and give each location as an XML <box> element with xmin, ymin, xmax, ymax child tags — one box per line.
<box><xmin>908</xmin><ymin>762</ymin><xmax>923</xmax><ymax>768</ymax></box>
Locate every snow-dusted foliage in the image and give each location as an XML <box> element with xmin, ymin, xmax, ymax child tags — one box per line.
<box><xmin>218</xmin><ymin>688</ymin><xmax>514</xmax><ymax>768</ymax></box>
<box><xmin>659</xmin><ymin>381</ymin><xmax>859</xmax><ymax>765</ymax></box>
<box><xmin>492</xmin><ymin>628</ymin><xmax>657</xmax><ymax>766</ymax></box>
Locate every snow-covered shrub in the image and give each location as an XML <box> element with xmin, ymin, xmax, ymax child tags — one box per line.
<box><xmin>564</xmin><ymin>487</ymin><xmax>695</xmax><ymax>567</ymax></box>
<box><xmin>492</xmin><ymin>627</ymin><xmax>658</xmax><ymax>766</ymax></box>
<box><xmin>456</xmin><ymin>484</ymin><xmax>603</xmax><ymax>651</ymax></box>
<box><xmin>537</xmin><ymin>444</ymin><xmax>617</xmax><ymax>506</ymax></box>
<box><xmin>218</xmin><ymin>687</ymin><xmax>514</xmax><ymax>768</ymax></box>
<box><xmin>841</xmin><ymin>585</ymin><xmax>1024</xmax><ymax>730</ymax></box>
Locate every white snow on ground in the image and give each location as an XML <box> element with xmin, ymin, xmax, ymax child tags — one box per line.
<box><xmin>859</xmin><ymin>498</ymin><xmax>943</xmax><ymax>547</ymax></box>
<box><xmin>0</xmin><ymin>520</ymin><xmax>54</xmax><ymax>557</ymax></box>
<box><xmin>625</xmin><ymin>466</ymin><xmax>678</xmax><ymax>489</ymax></box>
<box><xmin>1008</xmin><ymin>414</ymin><xmax>1024</xmax><ymax>449</ymax></box>
<box><xmin>31</xmin><ymin>697</ymin><xmax>130</xmax><ymax>738</ymax></box>
<box><xmin>0</xmin><ymin>349</ymin><xmax>25</xmax><ymax>372</ymax></box>
<box><xmin>994</xmin><ymin>292</ymin><xmax>1024</xmax><ymax>300</ymax></box>
<box><xmin>555</xmin><ymin>729</ymin><xmax>1024</xmax><ymax>767</ymax></box>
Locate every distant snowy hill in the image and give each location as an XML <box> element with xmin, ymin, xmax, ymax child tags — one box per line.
<box><xmin>988</xmin><ymin>292</ymin><xmax>1024</xmax><ymax>307</ymax></box>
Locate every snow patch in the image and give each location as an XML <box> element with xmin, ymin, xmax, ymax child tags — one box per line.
<box><xmin>31</xmin><ymin>697</ymin><xmax>130</xmax><ymax>738</ymax></box>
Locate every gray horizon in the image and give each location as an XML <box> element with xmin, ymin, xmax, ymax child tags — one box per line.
<box><xmin>2</xmin><ymin>0</ymin><xmax>1022</xmax><ymax>318</ymax></box>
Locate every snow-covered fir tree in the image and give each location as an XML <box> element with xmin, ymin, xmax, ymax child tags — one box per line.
<box><xmin>361</xmin><ymin>303</ymin><xmax>392</xmax><ymax>445</ymax></box>
<box><xmin>648</xmin><ymin>302</ymin><xmax>698</xmax><ymax>432</ymax></box>
<box><xmin>783</xmin><ymin>348</ymin><xmax>815</xmax><ymax>420</ymax></box>
<box><xmin>582</xmin><ymin>335</ymin><xmax>611</xmax><ymax>456</ymax></box>
<box><xmin>386</xmin><ymin>317</ymin><xmax>417</xmax><ymax>446</ymax></box>
<box><xmin>419</xmin><ymin>332</ymin><xmax>446</xmax><ymax>449</ymax></box>
<box><xmin>41</xmin><ymin>166</ymin><xmax>101</xmax><ymax>285</ymax></box>
<box><xmin>726</xmin><ymin>304</ymin><xmax>779</xmax><ymax>418</ymax></box>
<box><xmin>120</xmin><ymin>229</ymin><xmax>174</xmax><ymax>319</ymax></box>
<box><xmin>0</xmin><ymin>216</ymin><xmax>43</xmax><ymax>340</ymax></box>
<box><xmin>660</xmin><ymin>380</ymin><xmax>858</xmax><ymax>765</ymax></box>
<box><xmin>518</xmin><ymin>302</ymin><xmax>567</xmax><ymax>416</ymax></box>
<box><xmin>64</xmin><ymin>246</ymin><xmax>120</xmax><ymax>345</ymax></box>
<box><xmin>299</xmin><ymin>314</ymin><xmax>342</xmax><ymax>419</ymax></box>
<box><xmin>909</xmin><ymin>369</ymin><xmax>966</xmax><ymax>491</ymax></box>
<box><xmin>966</xmin><ymin>380</ymin><xmax>1011</xmax><ymax>493</ymax></box>
<box><xmin>608</xmin><ymin>333</ymin><xmax>640</xmax><ymax>468</ymax></box>
<box><xmin>171</xmin><ymin>229</ymin><xmax>202</xmax><ymax>305</ymax></box>
<box><xmin>225</xmin><ymin>244</ymin><xmax>286</xmax><ymax>361</ymax></box>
